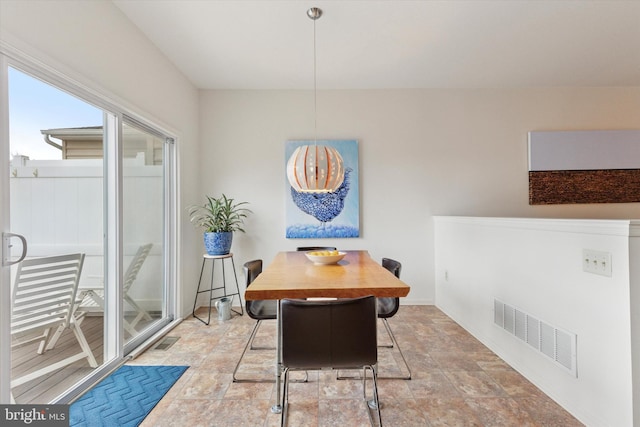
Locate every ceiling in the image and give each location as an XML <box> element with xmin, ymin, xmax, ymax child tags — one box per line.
<box><xmin>112</xmin><ymin>0</ymin><xmax>640</xmax><ymax>90</ymax></box>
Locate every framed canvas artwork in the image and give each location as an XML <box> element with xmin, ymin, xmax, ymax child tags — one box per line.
<box><xmin>285</xmin><ymin>139</ymin><xmax>359</xmax><ymax>238</ymax></box>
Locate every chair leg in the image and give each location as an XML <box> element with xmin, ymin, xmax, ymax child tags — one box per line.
<box><xmin>338</xmin><ymin>318</ymin><xmax>411</xmax><ymax>381</ymax></box>
<box><xmin>123</xmin><ymin>294</ymin><xmax>153</xmax><ymax>336</ymax></box>
<box><xmin>336</xmin><ymin>369</ymin><xmax>361</xmax><ymax>380</ymax></box>
<box><xmin>249</xmin><ymin>320</ymin><xmax>275</xmax><ymax>350</ymax></box>
<box><xmin>378</xmin><ymin>318</ymin><xmax>394</xmax><ymax>348</ymax></box>
<box><xmin>363</xmin><ymin>365</ymin><xmax>382</xmax><ymax>427</ymax></box>
<box><xmin>281</xmin><ymin>367</ymin><xmax>290</xmax><ymax>427</ymax></box>
<box><xmin>70</xmin><ymin>316</ymin><xmax>98</xmax><ymax>367</ymax></box>
<box><xmin>234</xmin><ymin>320</ymin><xmax>307</xmax><ymax>383</ymax></box>
<box><xmin>37</xmin><ymin>327</ymin><xmax>54</xmax><ymax>354</ymax></box>
<box><xmin>125</xmin><ymin>294</ymin><xmax>153</xmax><ymax>328</ymax></box>
<box><xmin>43</xmin><ymin>325</ymin><xmax>65</xmax><ymax>352</ymax></box>
<box><xmin>84</xmin><ymin>290</ymin><xmax>105</xmax><ymax>308</ymax></box>
<box><xmin>124</xmin><ymin>320</ymin><xmax>139</xmax><ymax>337</ymax></box>
<box><xmin>233</xmin><ymin>320</ymin><xmax>274</xmax><ymax>383</ymax></box>
<box><xmin>379</xmin><ymin>318</ymin><xmax>412</xmax><ymax>380</ymax></box>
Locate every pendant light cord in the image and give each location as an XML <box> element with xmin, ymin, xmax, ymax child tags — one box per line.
<box><xmin>313</xmin><ymin>14</ymin><xmax>318</xmax><ymax>145</ymax></box>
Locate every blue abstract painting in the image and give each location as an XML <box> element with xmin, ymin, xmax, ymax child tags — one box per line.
<box><xmin>285</xmin><ymin>140</ymin><xmax>359</xmax><ymax>238</ymax></box>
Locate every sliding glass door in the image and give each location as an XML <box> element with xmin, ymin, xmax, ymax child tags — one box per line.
<box><xmin>0</xmin><ymin>59</ymin><xmax>176</xmax><ymax>404</ymax></box>
<box><xmin>121</xmin><ymin>119</ymin><xmax>172</xmax><ymax>348</ymax></box>
<box><xmin>6</xmin><ymin>66</ymin><xmax>106</xmax><ymax>404</ymax></box>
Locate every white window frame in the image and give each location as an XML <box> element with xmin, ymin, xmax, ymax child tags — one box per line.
<box><xmin>0</xmin><ymin>45</ymin><xmax>179</xmax><ymax>404</ymax></box>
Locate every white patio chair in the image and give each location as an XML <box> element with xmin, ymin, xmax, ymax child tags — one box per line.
<box><xmin>11</xmin><ymin>253</ymin><xmax>98</xmax><ymax>393</ymax></box>
<box><xmin>78</xmin><ymin>243</ymin><xmax>153</xmax><ymax>335</ymax></box>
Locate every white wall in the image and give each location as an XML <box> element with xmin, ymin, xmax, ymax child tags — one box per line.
<box><xmin>199</xmin><ymin>88</ymin><xmax>640</xmax><ymax>304</ymax></box>
<box><xmin>434</xmin><ymin>216</ymin><xmax>640</xmax><ymax>427</ymax></box>
<box><xmin>0</xmin><ymin>0</ymin><xmax>201</xmax><ymax>316</ymax></box>
<box><xmin>630</xmin><ymin>233</ymin><xmax>640</xmax><ymax>424</ymax></box>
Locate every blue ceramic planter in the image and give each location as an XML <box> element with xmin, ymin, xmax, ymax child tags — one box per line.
<box><xmin>203</xmin><ymin>232</ymin><xmax>233</xmax><ymax>255</ymax></box>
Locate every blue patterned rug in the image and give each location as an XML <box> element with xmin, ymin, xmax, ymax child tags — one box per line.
<box><xmin>70</xmin><ymin>365</ymin><xmax>188</xmax><ymax>427</ymax></box>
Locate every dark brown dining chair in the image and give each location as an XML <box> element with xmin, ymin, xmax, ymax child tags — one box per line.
<box><xmin>232</xmin><ymin>259</ymin><xmax>276</xmax><ymax>382</ymax></box>
<box><xmin>378</xmin><ymin>257</ymin><xmax>411</xmax><ymax>379</ymax></box>
<box><xmin>296</xmin><ymin>246</ymin><xmax>337</xmax><ymax>251</ymax></box>
<box><xmin>280</xmin><ymin>296</ymin><xmax>382</xmax><ymax>427</ymax></box>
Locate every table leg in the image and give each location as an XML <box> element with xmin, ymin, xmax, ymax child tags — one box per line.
<box><xmin>271</xmin><ymin>299</ymin><xmax>283</xmax><ymax>414</ymax></box>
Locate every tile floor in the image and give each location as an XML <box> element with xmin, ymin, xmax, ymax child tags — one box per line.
<box><xmin>133</xmin><ymin>305</ymin><xmax>584</xmax><ymax>427</ymax></box>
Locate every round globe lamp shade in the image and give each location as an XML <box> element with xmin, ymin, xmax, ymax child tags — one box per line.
<box><xmin>287</xmin><ymin>145</ymin><xmax>345</xmax><ymax>193</ymax></box>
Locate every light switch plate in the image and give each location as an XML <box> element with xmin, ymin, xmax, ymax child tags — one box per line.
<box><xmin>582</xmin><ymin>249</ymin><xmax>612</xmax><ymax>277</ymax></box>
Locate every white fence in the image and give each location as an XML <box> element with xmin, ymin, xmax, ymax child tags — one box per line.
<box><xmin>9</xmin><ymin>155</ymin><xmax>163</xmax><ymax>311</ymax></box>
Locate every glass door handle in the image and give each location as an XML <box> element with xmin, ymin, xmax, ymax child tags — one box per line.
<box><xmin>2</xmin><ymin>232</ymin><xmax>27</xmax><ymax>267</ymax></box>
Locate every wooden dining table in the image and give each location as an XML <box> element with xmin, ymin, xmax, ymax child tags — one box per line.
<box><xmin>244</xmin><ymin>250</ymin><xmax>411</xmax><ymax>413</ymax></box>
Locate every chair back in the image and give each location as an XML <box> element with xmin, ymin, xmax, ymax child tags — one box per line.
<box><xmin>244</xmin><ymin>260</ymin><xmax>276</xmax><ymax>321</ymax></box>
<box><xmin>296</xmin><ymin>246</ymin><xmax>337</xmax><ymax>251</ymax></box>
<box><xmin>378</xmin><ymin>257</ymin><xmax>402</xmax><ymax>318</ymax></box>
<box><xmin>123</xmin><ymin>243</ymin><xmax>152</xmax><ymax>293</ymax></box>
<box><xmin>281</xmin><ymin>296</ymin><xmax>377</xmax><ymax>370</ymax></box>
<box><xmin>11</xmin><ymin>253</ymin><xmax>85</xmax><ymax>336</ymax></box>
<box><xmin>243</xmin><ymin>259</ymin><xmax>263</xmax><ymax>287</ymax></box>
<box><xmin>382</xmin><ymin>257</ymin><xmax>401</xmax><ymax>278</ymax></box>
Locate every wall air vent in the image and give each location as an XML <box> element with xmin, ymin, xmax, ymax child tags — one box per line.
<box><xmin>493</xmin><ymin>298</ymin><xmax>577</xmax><ymax>377</ymax></box>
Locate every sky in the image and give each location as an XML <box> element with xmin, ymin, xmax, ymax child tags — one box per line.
<box><xmin>9</xmin><ymin>67</ymin><xmax>102</xmax><ymax>160</ymax></box>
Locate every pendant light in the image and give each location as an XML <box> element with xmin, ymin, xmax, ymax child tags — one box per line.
<box><xmin>286</xmin><ymin>7</ymin><xmax>345</xmax><ymax>193</ymax></box>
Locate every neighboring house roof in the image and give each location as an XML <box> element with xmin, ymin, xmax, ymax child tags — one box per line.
<box><xmin>40</xmin><ymin>126</ymin><xmax>163</xmax><ymax>164</ymax></box>
<box><xmin>41</xmin><ymin>126</ymin><xmax>104</xmax><ymax>140</ymax></box>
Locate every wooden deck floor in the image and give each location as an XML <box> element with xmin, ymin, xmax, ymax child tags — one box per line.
<box><xmin>11</xmin><ymin>313</ymin><xmax>159</xmax><ymax>404</ymax></box>
<box><xmin>11</xmin><ymin>316</ymin><xmax>105</xmax><ymax>404</ymax></box>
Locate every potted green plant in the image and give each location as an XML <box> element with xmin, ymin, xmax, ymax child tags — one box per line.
<box><xmin>188</xmin><ymin>194</ymin><xmax>251</xmax><ymax>255</ymax></box>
